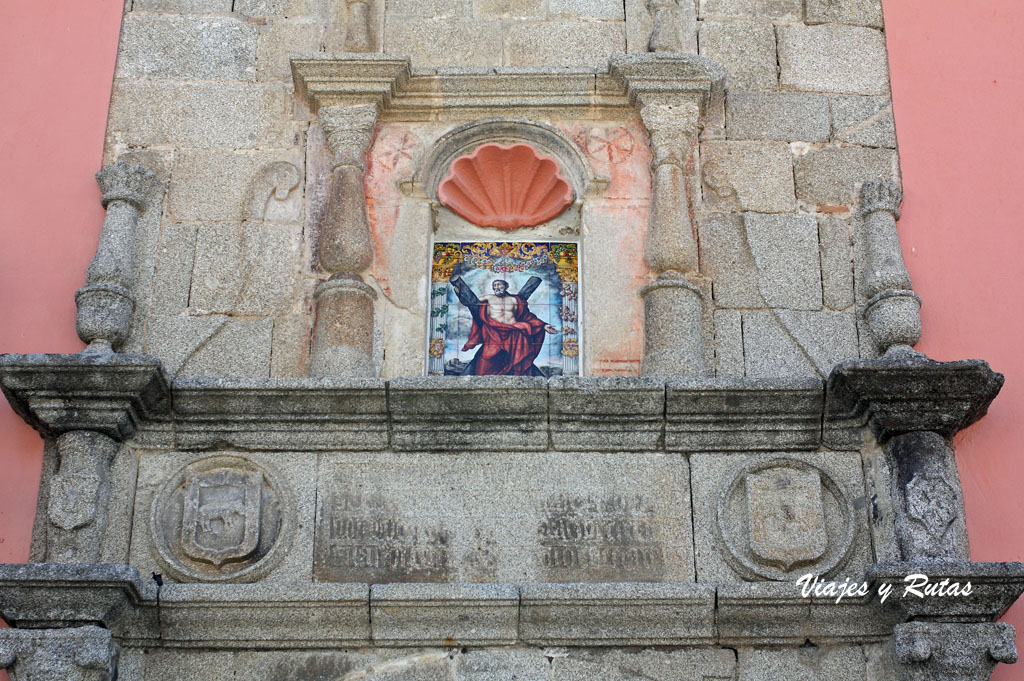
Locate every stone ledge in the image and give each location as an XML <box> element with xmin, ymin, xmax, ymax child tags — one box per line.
<box><xmin>0</xmin><ymin>563</ymin><xmax>147</xmax><ymax>629</ymax></box>
<box><xmin>548</xmin><ymin>377</ymin><xmax>665</xmax><ymax>451</ymax></box>
<box><xmin>371</xmin><ymin>583</ymin><xmax>519</xmax><ymax>646</ymax></box>
<box><xmin>665</xmin><ymin>378</ymin><xmax>824</xmax><ymax>451</ymax></box>
<box><xmin>520</xmin><ymin>582</ymin><xmax>717</xmax><ymax>646</ymax></box>
<box><xmin>825</xmin><ymin>353</ymin><xmax>1004</xmax><ymax>443</ymax></box>
<box><xmin>0</xmin><ymin>353</ymin><xmax>170</xmax><ymax>440</ymax></box>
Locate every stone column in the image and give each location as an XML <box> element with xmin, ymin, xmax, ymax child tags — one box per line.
<box><xmin>893</xmin><ymin>622</ymin><xmax>1017</xmax><ymax>681</ymax></box>
<box><xmin>45</xmin><ymin>431</ymin><xmax>119</xmax><ymax>563</ymax></box>
<box><xmin>75</xmin><ymin>161</ymin><xmax>159</xmax><ymax>355</ymax></box>
<box><xmin>858</xmin><ymin>180</ymin><xmax>922</xmax><ymax>356</ymax></box>
<box><xmin>0</xmin><ymin>626</ymin><xmax>120</xmax><ymax>681</ymax></box>
<box><xmin>309</xmin><ymin>104</ymin><xmax>379</xmax><ymax>377</ymax></box>
<box><xmin>639</xmin><ymin>102</ymin><xmax>707</xmax><ymax>377</ymax></box>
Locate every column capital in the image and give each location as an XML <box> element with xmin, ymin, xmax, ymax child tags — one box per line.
<box><xmin>0</xmin><ymin>626</ymin><xmax>119</xmax><ymax>681</ymax></box>
<box><xmin>95</xmin><ymin>160</ymin><xmax>161</xmax><ymax>211</ymax></box>
<box><xmin>640</xmin><ymin>102</ymin><xmax>699</xmax><ymax>168</ymax></box>
<box><xmin>859</xmin><ymin>179</ymin><xmax>902</xmax><ymax>219</ymax></box>
<box><xmin>893</xmin><ymin>622</ymin><xmax>1017</xmax><ymax>681</ymax></box>
<box><xmin>319</xmin><ymin>103</ymin><xmax>379</xmax><ymax>169</ymax></box>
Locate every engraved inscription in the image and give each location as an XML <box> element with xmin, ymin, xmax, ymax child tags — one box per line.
<box><xmin>315</xmin><ymin>490</ymin><xmax>454</xmax><ymax>582</ymax></box>
<box><xmin>536</xmin><ymin>493</ymin><xmax>681</xmax><ymax>581</ymax></box>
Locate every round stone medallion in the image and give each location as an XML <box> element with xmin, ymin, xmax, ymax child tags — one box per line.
<box><xmin>151</xmin><ymin>454</ymin><xmax>294</xmax><ymax>582</ymax></box>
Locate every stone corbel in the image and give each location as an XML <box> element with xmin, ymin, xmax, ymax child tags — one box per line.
<box><xmin>857</xmin><ymin>180</ymin><xmax>922</xmax><ymax>356</ymax></box>
<box><xmin>0</xmin><ymin>626</ymin><xmax>120</xmax><ymax>681</ymax></box>
<box><xmin>893</xmin><ymin>622</ymin><xmax>1017</xmax><ymax>681</ymax></box>
<box><xmin>76</xmin><ymin>161</ymin><xmax>162</xmax><ymax>355</ymax></box>
<box><xmin>309</xmin><ymin>103</ymin><xmax>380</xmax><ymax>377</ymax></box>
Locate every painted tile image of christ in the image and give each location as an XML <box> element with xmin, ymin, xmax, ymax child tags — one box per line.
<box><xmin>449</xmin><ymin>273</ymin><xmax>559</xmax><ymax>376</ymax></box>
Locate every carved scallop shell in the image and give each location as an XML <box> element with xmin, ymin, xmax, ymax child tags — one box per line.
<box><xmin>437</xmin><ymin>143</ymin><xmax>574</xmax><ymax>230</ymax></box>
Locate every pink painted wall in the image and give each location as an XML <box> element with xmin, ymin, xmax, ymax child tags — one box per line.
<box><xmin>884</xmin><ymin>1</ymin><xmax>1024</xmax><ymax>678</ymax></box>
<box><xmin>3</xmin><ymin>0</ymin><xmax>1024</xmax><ymax>677</ymax></box>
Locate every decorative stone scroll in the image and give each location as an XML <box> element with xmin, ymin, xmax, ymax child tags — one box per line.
<box><xmin>309</xmin><ymin>103</ymin><xmax>380</xmax><ymax>377</ymax></box>
<box><xmin>75</xmin><ymin>161</ymin><xmax>161</xmax><ymax>354</ymax></box>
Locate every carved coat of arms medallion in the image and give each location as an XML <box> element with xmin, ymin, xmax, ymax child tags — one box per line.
<box><xmin>717</xmin><ymin>457</ymin><xmax>857</xmax><ymax>581</ymax></box>
<box><xmin>151</xmin><ymin>455</ymin><xmax>293</xmax><ymax>582</ymax></box>
<box><xmin>48</xmin><ymin>472</ymin><xmax>101</xmax><ymax>531</ymax></box>
<box><xmin>181</xmin><ymin>470</ymin><xmax>263</xmax><ymax>568</ymax></box>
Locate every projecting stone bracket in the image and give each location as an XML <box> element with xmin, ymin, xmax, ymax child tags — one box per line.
<box><xmin>893</xmin><ymin>621</ymin><xmax>1017</xmax><ymax>681</ymax></box>
<box><xmin>0</xmin><ymin>626</ymin><xmax>120</xmax><ymax>681</ymax></box>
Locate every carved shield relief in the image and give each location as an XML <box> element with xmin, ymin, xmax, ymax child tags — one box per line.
<box><xmin>181</xmin><ymin>470</ymin><xmax>263</xmax><ymax>568</ymax></box>
<box><xmin>48</xmin><ymin>472</ymin><xmax>101</xmax><ymax>531</ymax></box>
<box><xmin>745</xmin><ymin>468</ymin><xmax>827</xmax><ymax>571</ymax></box>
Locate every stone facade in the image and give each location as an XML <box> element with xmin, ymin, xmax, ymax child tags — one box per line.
<box><xmin>1</xmin><ymin>1</ymin><xmax>1021</xmax><ymax>681</ymax></box>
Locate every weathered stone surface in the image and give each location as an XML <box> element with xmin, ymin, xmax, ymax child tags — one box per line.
<box><xmin>742</xmin><ymin>310</ymin><xmax>858</xmax><ymax>377</ymax></box>
<box><xmin>691</xmin><ymin>451</ymin><xmax>871</xmax><ymax>582</ymax></box>
<box><xmin>117</xmin><ymin>14</ymin><xmax>257</xmax><ymax>81</ymax></box>
<box><xmin>188</xmin><ymin>221</ymin><xmax>303</xmax><ymax>316</ymax></box>
<box><xmin>778</xmin><ymin>24</ymin><xmax>890</xmax><ymax>95</ymax></box>
<box><xmin>806</xmin><ymin>0</ymin><xmax>884</xmax><ymax>28</ymax></box>
<box><xmin>714</xmin><ymin>309</ymin><xmax>744</xmax><ymax>377</ymax></box>
<box><xmin>794</xmin><ymin>147</ymin><xmax>900</xmax><ymax>206</ymax></box>
<box><xmin>549</xmin><ymin>0</ymin><xmax>625</xmax><ymax>19</ymax></box>
<box><xmin>0</xmin><ymin>626</ymin><xmax>119</xmax><ymax>681</ymax></box>
<box><xmin>818</xmin><ymin>216</ymin><xmax>855</xmax><ymax>309</ymax></box>
<box><xmin>133</xmin><ymin>0</ymin><xmax>233</xmax><ymax>11</ymax></box>
<box><xmin>257</xmin><ymin>19</ymin><xmax>325</xmax><ymax>82</ymax></box>
<box><xmin>236</xmin><ymin>0</ymin><xmax>325</xmax><ymax>17</ymax></box>
<box><xmin>701</xmin><ymin>141</ymin><xmax>795</xmax><ymax>212</ymax></box>
<box><xmin>131</xmin><ymin>451</ymin><xmax>314</xmax><ymax>585</ymax></box>
<box><xmin>474</xmin><ymin>0</ymin><xmax>545</xmax><ymax>17</ymax></box>
<box><xmin>727</xmin><ymin>91</ymin><xmax>831</xmax><ymax>142</ymax></box>
<box><xmin>371</xmin><ymin>583</ymin><xmax>519</xmax><ymax>645</ymax></box>
<box><xmin>458</xmin><ymin>649</ymin><xmax>549</xmax><ymax>681</ymax></box>
<box><xmin>168</xmin><ymin>149</ymin><xmax>304</xmax><ymax>223</ymax></box>
<box><xmin>149</xmin><ymin>223</ymin><xmax>197</xmax><ymax>315</ymax></box>
<box><xmin>665</xmin><ymin>378</ymin><xmax>824</xmax><ymax>451</ymax></box>
<box><xmin>640</xmin><ymin>276</ymin><xmax>708</xmax><ymax>377</ymax></box>
<box><xmin>699</xmin><ymin>0</ymin><xmax>801</xmax><ymax>20</ymax></box>
<box><xmin>383</xmin><ymin>18</ymin><xmax>502</xmax><ymax>67</ymax></box>
<box><xmin>700</xmin><ymin>212</ymin><xmax>763</xmax><ymax>308</ymax></box>
<box><xmin>744</xmin><ymin>213</ymin><xmax>822</xmax><ymax>310</ymax></box>
<box><xmin>0</xmin><ymin>563</ymin><xmax>145</xmax><ymax>628</ymax></box>
<box><xmin>108</xmin><ymin>81</ymin><xmax>289</xmax><ymax>148</ymax></box>
<box><xmin>314</xmin><ymin>452</ymin><xmax>694</xmax><ymax>584</ymax></box>
<box><xmin>506</xmin><ymin>20</ymin><xmax>626</xmax><ymax>67</ymax></box>
<box><xmin>548</xmin><ymin>377</ymin><xmax>665</xmax><ymax>450</ymax></box>
<box><xmin>893</xmin><ymin>622</ymin><xmax>1018</xmax><ymax>681</ymax></box>
<box><xmin>737</xmin><ymin>645</ymin><xmax>867</xmax><ymax>680</ymax></box>
<box><xmin>699</xmin><ymin>21</ymin><xmax>777</xmax><ymax>91</ymax></box>
<box><xmin>167</xmin><ymin>377</ymin><xmax>388</xmax><ymax>451</ymax></box>
<box><xmin>520</xmin><ymin>582</ymin><xmax>715</xmax><ymax>645</ymax></box>
<box><xmin>831</xmin><ymin>95</ymin><xmax>897</xmax><ymax>148</ymax></box>
<box><xmin>271</xmin><ymin>315</ymin><xmax>313</xmax><ymax>378</ymax></box>
<box><xmin>146</xmin><ymin>316</ymin><xmax>274</xmax><ymax>378</ymax></box>
<box><xmin>550</xmin><ymin>648</ymin><xmax>736</xmax><ymax>681</ymax></box>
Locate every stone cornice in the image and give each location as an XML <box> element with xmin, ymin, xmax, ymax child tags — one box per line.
<box><xmin>291</xmin><ymin>53</ymin><xmax>723</xmax><ymax>122</ymax></box>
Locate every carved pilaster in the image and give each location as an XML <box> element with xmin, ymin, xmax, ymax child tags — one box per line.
<box><xmin>311</xmin><ymin>104</ymin><xmax>379</xmax><ymax>377</ymax></box>
<box><xmin>46</xmin><ymin>430</ymin><xmax>118</xmax><ymax>563</ymax></box>
<box><xmin>893</xmin><ymin>622</ymin><xmax>1017</xmax><ymax>681</ymax></box>
<box><xmin>0</xmin><ymin>626</ymin><xmax>119</xmax><ymax>681</ymax></box>
<box><xmin>76</xmin><ymin>162</ymin><xmax>161</xmax><ymax>355</ymax></box>
<box><xmin>343</xmin><ymin>0</ymin><xmax>373</xmax><ymax>52</ymax></box>
<box><xmin>638</xmin><ymin>101</ymin><xmax>707</xmax><ymax>377</ymax></box>
<box><xmin>858</xmin><ymin>180</ymin><xmax>921</xmax><ymax>355</ymax></box>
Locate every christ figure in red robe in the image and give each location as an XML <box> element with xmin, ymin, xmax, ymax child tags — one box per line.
<box><xmin>449</xmin><ymin>274</ymin><xmax>559</xmax><ymax>376</ymax></box>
